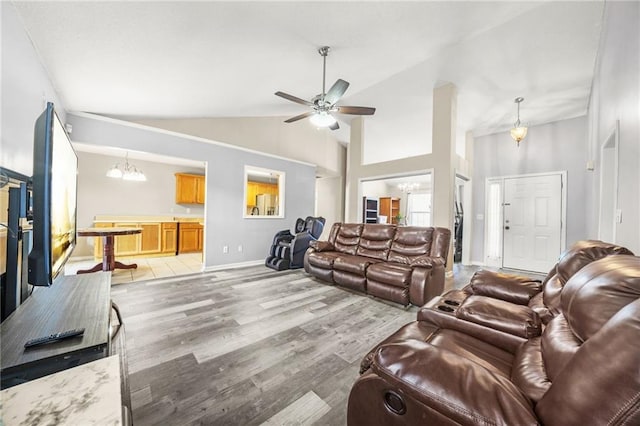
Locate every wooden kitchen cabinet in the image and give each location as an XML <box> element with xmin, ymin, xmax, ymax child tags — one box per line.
<box><xmin>175</xmin><ymin>173</ymin><xmax>205</xmax><ymax>204</ymax></box>
<box><xmin>93</xmin><ymin>221</ymin><xmax>178</xmax><ymax>258</ymax></box>
<box><xmin>178</xmin><ymin>222</ymin><xmax>204</xmax><ymax>253</ymax></box>
<box><xmin>113</xmin><ymin>222</ymin><xmax>141</xmax><ymax>256</ymax></box>
<box><xmin>379</xmin><ymin>197</ymin><xmax>401</xmax><ymax>224</ymax></box>
<box><xmin>246</xmin><ymin>181</ymin><xmax>278</xmax><ymax>206</ymax></box>
<box><xmin>139</xmin><ymin>223</ymin><xmax>162</xmax><ymax>254</ymax></box>
<box><xmin>162</xmin><ymin>223</ymin><xmax>178</xmax><ymax>254</ymax></box>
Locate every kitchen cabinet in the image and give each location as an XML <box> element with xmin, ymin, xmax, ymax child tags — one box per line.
<box><xmin>93</xmin><ymin>221</ymin><xmax>180</xmax><ymax>258</ymax></box>
<box><xmin>379</xmin><ymin>197</ymin><xmax>401</xmax><ymax>224</ymax></box>
<box><xmin>113</xmin><ymin>222</ymin><xmax>140</xmax><ymax>256</ymax></box>
<box><xmin>175</xmin><ymin>173</ymin><xmax>205</xmax><ymax>204</ymax></box>
<box><xmin>139</xmin><ymin>223</ymin><xmax>162</xmax><ymax>254</ymax></box>
<box><xmin>178</xmin><ymin>223</ymin><xmax>204</xmax><ymax>254</ymax></box>
<box><xmin>161</xmin><ymin>223</ymin><xmax>178</xmax><ymax>254</ymax></box>
<box><xmin>246</xmin><ymin>181</ymin><xmax>278</xmax><ymax>207</ymax></box>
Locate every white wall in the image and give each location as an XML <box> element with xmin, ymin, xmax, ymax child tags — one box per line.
<box><xmin>315</xmin><ymin>176</ymin><xmax>344</xmax><ymax>239</ymax></box>
<box><xmin>73</xmin><ymin>151</ymin><xmax>205</xmax><ymax>257</ymax></box>
<box><xmin>134</xmin><ymin>117</ymin><xmax>346</xmax><ymax>178</ymax></box>
<box><xmin>586</xmin><ymin>1</ymin><xmax>640</xmax><ymax>253</ymax></box>
<box><xmin>1</xmin><ymin>2</ymin><xmax>66</xmax><ymax>175</ymax></box>
<box><xmin>471</xmin><ymin>115</ymin><xmax>589</xmax><ymax>263</ymax></box>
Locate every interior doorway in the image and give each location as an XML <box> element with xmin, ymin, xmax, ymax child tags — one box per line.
<box><xmin>598</xmin><ymin>121</ymin><xmax>619</xmax><ymax>243</ymax></box>
<box><xmin>453</xmin><ymin>174</ymin><xmax>470</xmax><ymax>264</ymax></box>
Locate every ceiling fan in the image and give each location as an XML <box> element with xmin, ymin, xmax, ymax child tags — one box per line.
<box><xmin>275</xmin><ymin>46</ymin><xmax>376</xmax><ymax>131</ymax></box>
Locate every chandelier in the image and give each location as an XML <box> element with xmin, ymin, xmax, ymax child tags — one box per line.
<box><xmin>398</xmin><ymin>182</ymin><xmax>419</xmax><ymax>193</ymax></box>
<box><xmin>510</xmin><ymin>97</ymin><xmax>528</xmax><ymax>146</ymax></box>
<box><xmin>106</xmin><ymin>152</ymin><xmax>147</xmax><ymax>181</ymax></box>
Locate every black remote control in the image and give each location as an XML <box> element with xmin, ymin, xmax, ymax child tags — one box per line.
<box><xmin>24</xmin><ymin>328</ymin><xmax>85</xmax><ymax>348</ymax></box>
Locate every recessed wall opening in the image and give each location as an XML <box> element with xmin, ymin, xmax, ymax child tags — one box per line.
<box><xmin>360</xmin><ymin>172</ymin><xmax>433</xmax><ymax>226</ymax></box>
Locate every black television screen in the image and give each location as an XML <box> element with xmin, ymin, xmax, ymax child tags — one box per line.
<box><xmin>28</xmin><ymin>102</ymin><xmax>78</xmax><ymax>286</ymax></box>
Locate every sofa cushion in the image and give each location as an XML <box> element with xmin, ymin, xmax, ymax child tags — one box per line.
<box><xmin>388</xmin><ymin>226</ymin><xmax>432</xmax><ymax>264</ymax></box>
<box><xmin>367</xmin><ymin>262</ymin><xmax>412</xmax><ymax>287</ymax></box>
<box><xmin>334</xmin><ymin>223</ymin><xmax>363</xmax><ymax>255</ymax></box>
<box><xmin>468</xmin><ymin>270</ymin><xmax>542</xmax><ymax>305</ymax></box>
<box><xmin>334</xmin><ymin>254</ymin><xmax>379</xmax><ymax>276</ymax></box>
<box><xmin>560</xmin><ymin>255</ymin><xmax>640</xmax><ymax>341</ymax></box>
<box><xmin>306</xmin><ymin>251</ymin><xmax>341</xmax><ymax>269</ymax></box>
<box><xmin>367</xmin><ymin>280</ymin><xmax>409</xmax><ymax>306</ymax></box>
<box><xmin>356</xmin><ymin>224</ymin><xmax>395</xmax><ymax>260</ymax></box>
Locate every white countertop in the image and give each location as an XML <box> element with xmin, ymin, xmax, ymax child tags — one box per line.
<box><xmin>1</xmin><ymin>356</ymin><xmax>122</xmax><ymax>426</ymax></box>
<box><xmin>94</xmin><ymin>214</ymin><xmax>204</xmax><ymax>223</ymax></box>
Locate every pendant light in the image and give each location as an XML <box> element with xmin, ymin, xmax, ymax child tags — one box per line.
<box><xmin>510</xmin><ymin>97</ymin><xmax>528</xmax><ymax>146</ymax></box>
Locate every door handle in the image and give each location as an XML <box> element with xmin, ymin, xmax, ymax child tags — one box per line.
<box><xmin>505</xmin><ymin>226</ymin><xmax>510</xmax><ymax>230</ymax></box>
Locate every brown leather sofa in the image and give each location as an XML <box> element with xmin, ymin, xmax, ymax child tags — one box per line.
<box><xmin>348</xmin><ymin>254</ymin><xmax>640</xmax><ymax>425</ymax></box>
<box><xmin>414</xmin><ymin>240</ymin><xmax>635</xmax><ymax>353</ymax></box>
<box><xmin>303</xmin><ymin>223</ymin><xmax>451</xmax><ymax>306</ymax></box>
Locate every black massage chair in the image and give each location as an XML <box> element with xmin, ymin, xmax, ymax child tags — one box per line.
<box><xmin>265</xmin><ymin>216</ymin><xmax>325</xmax><ymax>271</ymax></box>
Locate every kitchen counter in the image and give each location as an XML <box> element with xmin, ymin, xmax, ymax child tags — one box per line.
<box><xmin>94</xmin><ymin>215</ymin><xmax>204</xmax><ymax>223</ymax></box>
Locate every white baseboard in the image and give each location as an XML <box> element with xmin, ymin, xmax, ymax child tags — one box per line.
<box><xmin>203</xmin><ymin>260</ymin><xmax>264</xmax><ymax>272</ymax></box>
<box><xmin>445</xmin><ymin>270</ymin><xmax>454</xmax><ymax>278</ymax></box>
<box><xmin>471</xmin><ymin>261</ymin><xmax>485</xmax><ymax>267</ymax></box>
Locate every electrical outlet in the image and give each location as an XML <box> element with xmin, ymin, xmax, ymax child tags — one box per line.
<box><xmin>616</xmin><ymin>209</ymin><xmax>623</xmax><ymax>223</ymax></box>
<box><xmin>223</xmin><ymin>245</ymin><xmax>229</xmax><ymax>254</ymax></box>
<box><xmin>238</xmin><ymin>245</ymin><xmax>243</xmax><ymax>252</ymax></box>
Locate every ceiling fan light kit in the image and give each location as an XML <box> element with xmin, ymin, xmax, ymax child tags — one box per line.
<box><xmin>309</xmin><ymin>111</ymin><xmax>337</xmax><ymax>127</ymax></box>
<box><xmin>275</xmin><ymin>46</ymin><xmax>376</xmax><ymax>131</ymax></box>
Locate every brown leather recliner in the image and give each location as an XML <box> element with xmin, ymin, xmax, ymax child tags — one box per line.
<box><xmin>348</xmin><ymin>255</ymin><xmax>640</xmax><ymax>425</ymax></box>
<box><xmin>441</xmin><ymin>240</ymin><xmax>634</xmax><ymax>324</ymax></box>
<box><xmin>412</xmin><ymin>241</ymin><xmax>635</xmax><ymax>353</ymax></box>
<box><xmin>304</xmin><ymin>223</ymin><xmax>451</xmax><ymax>306</ymax></box>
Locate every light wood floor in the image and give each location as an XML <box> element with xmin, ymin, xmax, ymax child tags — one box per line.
<box><xmin>111</xmin><ymin>264</ymin><xmax>478</xmax><ymax>425</ymax></box>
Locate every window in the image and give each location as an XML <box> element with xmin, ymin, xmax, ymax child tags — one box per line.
<box><xmin>243</xmin><ymin>166</ymin><xmax>285</xmax><ymax>218</ymax></box>
<box><xmin>485</xmin><ymin>179</ymin><xmax>503</xmax><ymax>266</ymax></box>
<box><xmin>407</xmin><ymin>192</ymin><xmax>431</xmax><ymax>226</ymax></box>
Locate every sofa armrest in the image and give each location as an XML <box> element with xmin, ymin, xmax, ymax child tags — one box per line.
<box><xmin>409</xmin><ymin>263</ymin><xmax>445</xmax><ymax>306</ymax></box>
<box><xmin>409</xmin><ymin>255</ymin><xmax>444</xmax><ymax>268</ymax></box>
<box><xmin>469</xmin><ymin>270</ymin><xmax>542</xmax><ymax>305</ymax></box>
<box><xmin>456</xmin><ymin>295</ymin><xmax>542</xmax><ymax>339</ymax></box>
<box><xmin>308</xmin><ymin>240</ymin><xmax>334</xmax><ymax>252</ymax></box>
<box><xmin>372</xmin><ymin>341</ymin><xmax>538</xmax><ymax>426</ymax></box>
<box><xmin>418</xmin><ymin>299</ymin><xmax>526</xmax><ymax>353</ymax></box>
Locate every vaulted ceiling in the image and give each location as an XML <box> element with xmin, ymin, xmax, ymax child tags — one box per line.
<box><xmin>13</xmin><ymin>1</ymin><xmax>604</xmax><ymax>163</ymax></box>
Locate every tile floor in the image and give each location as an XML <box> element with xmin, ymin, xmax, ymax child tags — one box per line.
<box><xmin>64</xmin><ymin>253</ymin><xmax>204</xmax><ymax>284</ymax></box>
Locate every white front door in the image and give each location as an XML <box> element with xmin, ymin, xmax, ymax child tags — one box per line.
<box><xmin>503</xmin><ymin>174</ymin><xmax>562</xmax><ymax>273</ymax></box>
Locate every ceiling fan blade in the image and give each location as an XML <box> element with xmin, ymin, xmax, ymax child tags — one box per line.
<box><xmin>336</xmin><ymin>106</ymin><xmax>376</xmax><ymax>115</ymax></box>
<box><xmin>284</xmin><ymin>111</ymin><xmax>315</xmax><ymax>123</ymax></box>
<box><xmin>275</xmin><ymin>91</ymin><xmax>313</xmax><ymax>107</ymax></box>
<box><xmin>324</xmin><ymin>79</ymin><xmax>350</xmax><ymax>105</ymax></box>
<box><xmin>329</xmin><ymin>121</ymin><xmax>340</xmax><ymax>131</ymax></box>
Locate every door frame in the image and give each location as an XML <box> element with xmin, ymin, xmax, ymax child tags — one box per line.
<box><xmin>598</xmin><ymin>120</ymin><xmax>620</xmax><ymax>242</ymax></box>
<box><xmin>455</xmin><ymin>171</ymin><xmax>472</xmax><ymax>265</ymax></box>
<box><xmin>484</xmin><ymin>171</ymin><xmax>567</xmax><ymax>269</ymax></box>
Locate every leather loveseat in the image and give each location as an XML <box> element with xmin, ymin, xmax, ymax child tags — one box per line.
<box><xmin>413</xmin><ymin>240</ymin><xmax>635</xmax><ymax>352</ymax></box>
<box><xmin>348</xmin><ymin>253</ymin><xmax>640</xmax><ymax>425</ymax></box>
<box><xmin>304</xmin><ymin>223</ymin><xmax>450</xmax><ymax>306</ymax></box>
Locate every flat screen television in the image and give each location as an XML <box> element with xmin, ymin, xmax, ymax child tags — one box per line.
<box><xmin>28</xmin><ymin>102</ymin><xmax>78</xmax><ymax>286</ymax></box>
